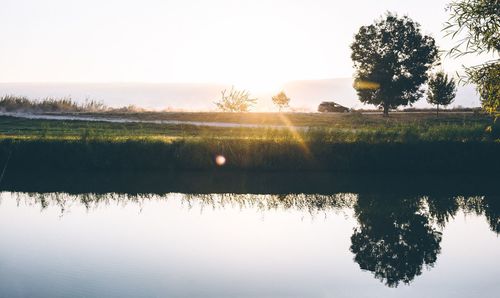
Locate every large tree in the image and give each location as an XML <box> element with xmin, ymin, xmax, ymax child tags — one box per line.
<box><xmin>351</xmin><ymin>13</ymin><xmax>439</xmax><ymax>116</ymax></box>
<box><xmin>445</xmin><ymin>0</ymin><xmax>499</xmax><ymax>118</ymax></box>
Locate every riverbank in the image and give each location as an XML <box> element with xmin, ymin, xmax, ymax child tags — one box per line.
<box><xmin>0</xmin><ymin>109</ymin><xmax>492</xmax><ymax>127</ymax></box>
<box><xmin>0</xmin><ymin>138</ymin><xmax>498</xmax><ymax>172</ymax></box>
<box><xmin>0</xmin><ymin>113</ymin><xmax>497</xmax><ymax>172</ymax></box>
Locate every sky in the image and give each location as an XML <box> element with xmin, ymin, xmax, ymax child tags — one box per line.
<box><xmin>0</xmin><ymin>0</ymin><xmax>493</xmax><ymax>92</ymax></box>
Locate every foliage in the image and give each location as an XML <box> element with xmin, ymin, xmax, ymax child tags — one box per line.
<box><xmin>272</xmin><ymin>91</ymin><xmax>291</xmax><ymax>111</ymax></box>
<box><xmin>0</xmin><ymin>95</ymin><xmax>106</xmax><ymax>113</ymax></box>
<box><xmin>0</xmin><ymin>113</ymin><xmax>498</xmax><ymax>173</ymax></box>
<box><xmin>426</xmin><ymin>72</ymin><xmax>457</xmax><ymax>115</ymax></box>
<box><xmin>214</xmin><ymin>87</ymin><xmax>257</xmax><ymax>112</ymax></box>
<box><xmin>445</xmin><ymin>0</ymin><xmax>499</xmax><ymax>56</ymax></box>
<box><xmin>444</xmin><ymin>0</ymin><xmax>499</xmax><ymax>117</ymax></box>
<box><xmin>0</xmin><ymin>111</ymin><xmax>498</xmax><ymax>174</ymax></box>
<box><xmin>351</xmin><ymin>13</ymin><xmax>439</xmax><ymax>116</ymax></box>
<box><xmin>466</xmin><ymin>62</ymin><xmax>499</xmax><ymax>117</ymax></box>
<box><xmin>1</xmin><ymin>137</ymin><xmax>498</xmax><ymax>172</ymax></box>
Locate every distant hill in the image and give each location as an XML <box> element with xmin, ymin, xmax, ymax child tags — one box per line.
<box><xmin>0</xmin><ymin>79</ymin><xmax>481</xmax><ymax>112</ymax></box>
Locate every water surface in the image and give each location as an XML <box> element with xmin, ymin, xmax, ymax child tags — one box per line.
<box><xmin>0</xmin><ymin>180</ymin><xmax>499</xmax><ymax>297</ymax></box>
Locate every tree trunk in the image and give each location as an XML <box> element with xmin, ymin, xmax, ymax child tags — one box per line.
<box><xmin>437</xmin><ymin>104</ymin><xmax>439</xmax><ymax>117</ymax></box>
<box><xmin>383</xmin><ymin>105</ymin><xmax>389</xmax><ymax>117</ymax></box>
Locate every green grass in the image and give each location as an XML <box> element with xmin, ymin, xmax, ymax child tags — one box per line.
<box><xmin>1</xmin><ymin>137</ymin><xmax>497</xmax><ymax>172</ymax></box>
<box><xmin>71</xmin><ymin>109</ymin><xmax>492</xmax><ymax>127</ymax></box>
<box><xmin>0</xmin><ymin>114</ymin><xmax>497</xmax><ymax>143</ymax></box>
<box><xmin>0</xmin><ymin>113</ymin><xmax>497</xmax><ymax>172</ymax></box>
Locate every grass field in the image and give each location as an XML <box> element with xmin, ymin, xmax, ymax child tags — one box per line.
<box><xmin>38</xmin><ymin>109</ymin><xmax>492</xmax><ymax>126</ymax></box>
<box><xmin>0</xmin><ymin>112</ymin><xmax>497</xmax><ymax>142</ymax></box>
<box><xmin>0</xmin><ymin>112</ymin><xmax>497</xmax><ymax>172</ymax></box>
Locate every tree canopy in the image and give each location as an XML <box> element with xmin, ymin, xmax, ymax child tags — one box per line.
<box><xmin>214</xmin><ymin>87</ymin><xmax>257</xmax><ymax>112</ymax></box>
<box><xmin>272</xmin><ymin>91</ymin><xmax>291</xmax><ymax>111</ymax></box>
<box><xmin>351</xmin><ymin>13</ymin><xmax>439</xmax><ymax>116</ymax></box>
<box><xmin>445</xmin><ymin>0</ymin><xmax>499</xmax><ymax>117</ymax></box>
<box><xmin>427</xmin><ymin>72</ymin><xmax>457</xmax><ymax>115</ymax></box>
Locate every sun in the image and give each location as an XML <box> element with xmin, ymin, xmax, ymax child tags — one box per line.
<box><xmin>230</xmin><ymin>76</ymin><xmax>287</xmax><ymax>93</ymax></box>
<box><xmin>209</xmin><ymin>50</ymin><xmax>294</xmax><ymax>93</ymax></box>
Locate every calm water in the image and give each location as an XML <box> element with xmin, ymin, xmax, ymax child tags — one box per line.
<box><xmin>0</xmin><ymin>173</ymin><xmax>499</xmax><ymax>298</ymax></box>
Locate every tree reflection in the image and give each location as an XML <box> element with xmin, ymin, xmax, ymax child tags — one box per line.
<box><xmin>350</xmin><ymin>195</ymin><xmax>442</xmax><ymax>287</ymax></box>
<box><xmin>426</xmin><ymin>195</ymin><xmax>460</xmax><ymax>228</ymax></box>
<box><xmin>460</xmin><ymin>195</ymin><xmax>500</xmax><ymax>234</ymax></box>
<box><xmin>2</xmin><ymin>190</ymin><xmax>499</xmax><ymax>287</ymax></box>
<box><xmin>484</xmin><ymin>196</ymin><xmax>500</xmax><ymax>234</ymax></box>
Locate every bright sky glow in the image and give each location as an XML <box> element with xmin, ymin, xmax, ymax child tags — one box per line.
<box><xmin>0</xmin><ymin>0</ymin><xmax>494</xmax><ymax>91</ymax></box>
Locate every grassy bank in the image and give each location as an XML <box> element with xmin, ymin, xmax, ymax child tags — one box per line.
<box><xmin>0</xmin><ymin>114</ymin><xmax>497</xmax><ymax>172</ymax></box>
<box><xmin>0</xmin><ymin>137</ymin><xmax>498</xmax><ymax>172</ymax></box>
<box><xmin>0</xmin><ymin>114</ymin><xmax>497</xmax><ymax>142</ymax></box>
<box><xmin>32</xmin><ymin>109</ymin><xmax>493</xmax><ymax>127</ymax></box>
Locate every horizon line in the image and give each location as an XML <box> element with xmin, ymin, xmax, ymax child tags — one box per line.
<box><xmin>0</xmin><ymin>77</ymin><xmax>354</xmax><ymax>85</ymax></box>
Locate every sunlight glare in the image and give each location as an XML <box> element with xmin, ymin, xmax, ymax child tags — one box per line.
<box><xmin>353</xmin><ymin>80</ymin><xmax>381</xmax><ymax>90</ymax></box>
<box><xmin>277</xmin><ymin>113</ymin><xmax>311</xmax><ymax>157</ymax></box>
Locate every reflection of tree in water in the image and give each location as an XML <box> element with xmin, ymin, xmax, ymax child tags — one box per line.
<box><xmin>2</xmin><ymin>190</ymin><xmax>499</xmax><ymax>287</ymax></box>
<box><xmin>460</xmin><ymin>195</ymin><xmax>500</xmax><ymax>234</ymax></box>
<box><xmin>484</xmin><ymin>196</ymin><xmax>500</xmax><ymax>234</ymax></box>
<box><xmin>349</xmin><ymin>194</ymin><xmax>500</xmax><ymax>287</ymax></box>
<box><xmin>350</xmin><ymin>195</ymin><xmax>442</xmax><ymax>288</ymax></box>
<box><xmin>426</xmin><ymin>195</ymin><xmax>460</xmax><ymax>228</ymax></box>
<box><xmin>3</xmin><ymin>192</ymin><xmax>497</xmax><ymax>233</ymax></box>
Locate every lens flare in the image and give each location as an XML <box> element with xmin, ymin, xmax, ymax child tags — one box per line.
<box><xmin>277</xmin><ymin>113</ymin><xmax>311</xmax><ymax>157</ymax></box>
<box><xmin>215</xmin><ymin>155</ymin><xmax>226</xmax><ymax>166</ymax></box>
<box><xmin>353</xmin><ymin>80</ymin><xmax>381</xmax><ymax>90</ymax></box>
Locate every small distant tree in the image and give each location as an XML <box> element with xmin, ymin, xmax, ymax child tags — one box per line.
<box><xmin>214</xmin><ymin>87</ymin><xmax>257</xmax><ymax>112</ymax></box>
<box><xmin>427</xmin><ymin>72</ymin><xmax>457</xmax><ymax>116</ymax></box>
<box><xmin>272</xmin><ymin>91</ymin><xmax>290</xmax><ymax>111</ymax></box>
<box><xmin>351</xmin><ymin>13</ymin><xmax>439</xmax><ymax>116</ymax></box>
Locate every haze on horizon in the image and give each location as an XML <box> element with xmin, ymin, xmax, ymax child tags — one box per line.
<box><xmin>1</xmin><ymin>0</ymin><xmax>494</xmax><ymax>92</ymax></box>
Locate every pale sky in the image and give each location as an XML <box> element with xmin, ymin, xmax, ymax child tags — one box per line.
<box><xmin>0</xmin><ymin>0</ymin><xmax>493</xmax><ymax>91</ymax></box>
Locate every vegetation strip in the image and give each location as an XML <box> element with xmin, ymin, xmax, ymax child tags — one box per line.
<box><xmin>1</xmin><ymin>138</ymin><xmax>498</xmax><ymax>172</ymax></box>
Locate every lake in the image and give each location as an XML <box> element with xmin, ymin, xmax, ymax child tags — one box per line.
<box><xmin>0</xmin><ymin>172</ymin><xmax>498</xmax><ymax>298</ymax></box>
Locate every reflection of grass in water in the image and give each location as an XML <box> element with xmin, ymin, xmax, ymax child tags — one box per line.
<box><xmin>4</xmin><ymin>192</ymin><xmax>497</xmax><ymax>234</ymax></box>
<box><xmin>3</xmin><ymin>192</ymin><xmax>358</xmax><ymax>218</ymax></box>
<box><xmin>4</xmin><ymin>191</ymin><xmax>498</xmax><ymax>288</ymax></box>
